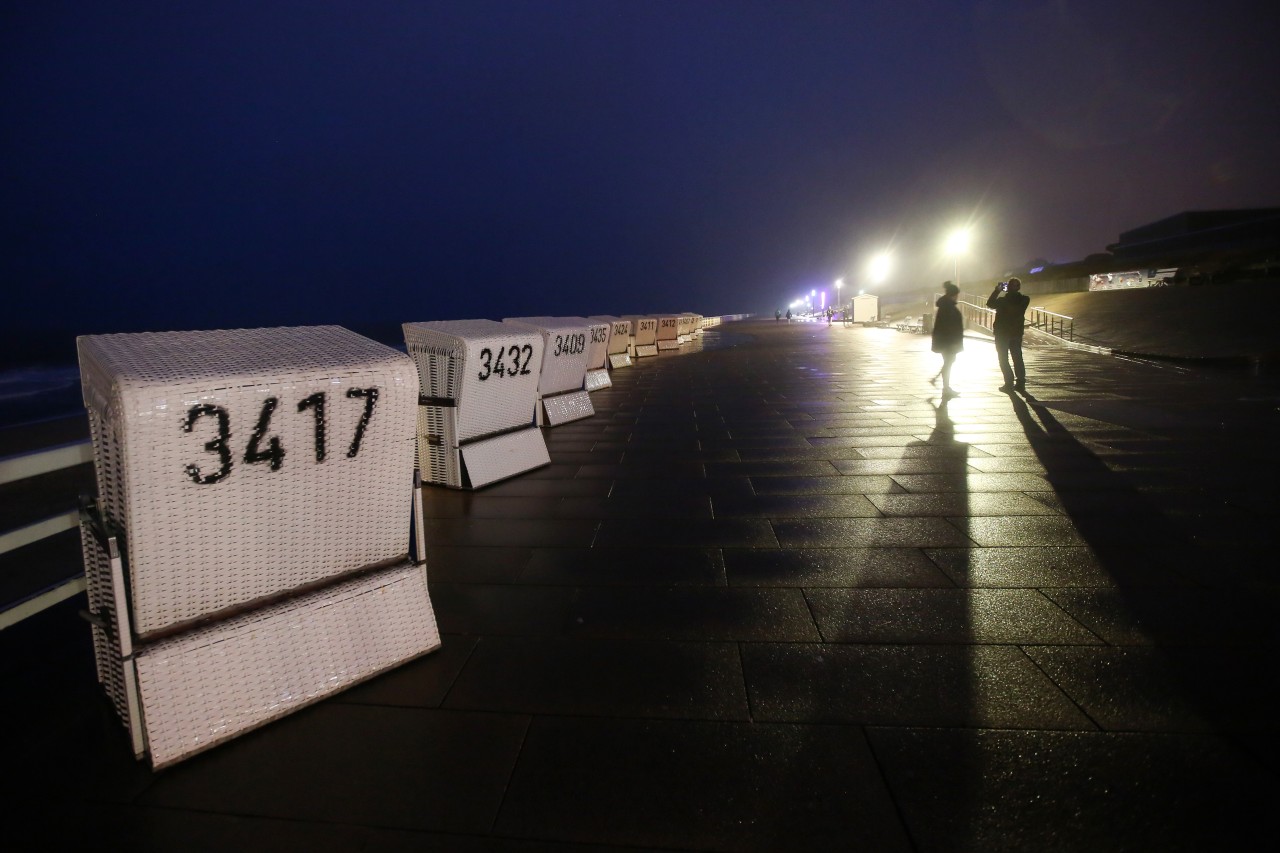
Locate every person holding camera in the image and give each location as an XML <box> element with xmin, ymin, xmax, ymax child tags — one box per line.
<box><xmin>987</xmin><ymin>276</ymin><xmax>1030</xmax><ymax>393</ymax></box>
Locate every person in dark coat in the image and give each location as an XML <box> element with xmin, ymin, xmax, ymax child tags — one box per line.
<box><xmin>987</xmin><ymin>276</ymin><xmax>1030</xmax><ymax>392</ymax></box>
<box><xmin>930</xmin><ymin>281</ymin><xmax>963</xmax><ymax>398</ymax></box>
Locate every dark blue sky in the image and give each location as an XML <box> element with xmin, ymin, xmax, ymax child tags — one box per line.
<box><xmin>4</xmin><ymin>0</ymin><xmax>1279</xmax><ymax>345</ymax></box>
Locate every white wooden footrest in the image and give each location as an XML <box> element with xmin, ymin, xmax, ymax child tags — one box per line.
<box><xmin>460</xmin><ymin>427</ymin><xmax>550</xmax><ymax>488</ymax></box>
<box><xmin>135</xmin><ymin>563</ymin><xmax>439</xmax><ymax>769</ymax></box>
<box><xmin>584</xmin><ymin>368</ymin><xmax>612</xmax><ymax>391</ymax></box>
<box><xmin>608</xmin><ymin>352</ymin><xmax>632</xmax><ymax>369</ymax></box>
<box><xmin>543</xmin><ymin>389</ymin><xmax>595</xmax><ymax>425</ymax></box>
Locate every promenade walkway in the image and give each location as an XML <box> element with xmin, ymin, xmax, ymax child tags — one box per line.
<box><xmin>6</xmin><ymin>317</ymin><xmax>1280</xmax><ymax>851</ymax></box>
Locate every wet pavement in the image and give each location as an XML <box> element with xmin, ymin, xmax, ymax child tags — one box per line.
<box><xmin>6</xmin><ymin>317</ymin><xmax>1280</xmax><ymax>851</ymax></box>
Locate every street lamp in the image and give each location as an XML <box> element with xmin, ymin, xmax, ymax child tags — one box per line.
<box><xmin>867</xmin><ymin>252</ymin><xmax>892</xmax><ymax>286</ymax></box>
<box><xmin>945</xmin><ymin>228</ymin><xmax>970</xmax><ymax>287</ymax></box>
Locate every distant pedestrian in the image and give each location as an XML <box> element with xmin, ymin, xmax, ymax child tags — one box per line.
<box><xmin>775</xmin><ymin>309</ymin><xmax>782</xmax><ymax>321</ymax></box>
<box><xmin>826</xmin><ymin>306</ymin><xmax>834</xmax><ymax>325</ymax></box>
<box><xmin>987</xmin><ymin>276</ymin><xmax>1030</xmax><ymax>393</ymax></box>
<box><xmin>785</xmin><ymin>308</ymin><xmax>792</xmax><ymax>322</ymax></box>
<box><xmin>930</xmin><ymin>281</ymin><xmax>963</xmax><ymax>398</ymax></box>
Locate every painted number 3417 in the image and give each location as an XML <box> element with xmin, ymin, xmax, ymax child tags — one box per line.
<box><xmin>182</xmin><ymin>388</ymin><xmax>379</xmax><ymax>485</ymax></box>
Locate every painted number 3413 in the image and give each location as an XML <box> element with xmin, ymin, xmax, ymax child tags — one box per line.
<box><xmin>182</xmin><ymin>388</ymin><xmax>379</xmax><ymax>485</ymax></box>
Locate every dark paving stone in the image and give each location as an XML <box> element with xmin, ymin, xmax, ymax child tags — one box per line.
<box><xmin>1023</xmin><ymin>645</ymin><xmax>1216</xmax><ymax>732</ymax></box>
<box><xmin>724</xmin><ymin>547</ymin><xmax>951</xmax><ymax>588</ymax></box>
<box><xmin>473</xmin><ymin>477</ymin><xmax>612</xmax><ymax>498</ymax></box>
<box><xmin>831</xmin><ymin>458</ymin><xmax>974</xmax><ymax>475</ymax></box>
<box><xmin>868</xmin><ymin>492</ymin><xmax>1060</xmax><ymax>517</ymax></box>
<box><xmin>711</xmin><ymin>492</ymin><xmax>881</xmax><ymax>518</ymax></box>
<box><xmin>773</xmin><ymin>516</ymin><xmax>973</xmax><ymax>548</ymax></box>
<box><xmin>923</xmin><ymin>546</ymin><xmax>1195</xmax><ymax>587</ymax></box>
<box><xmin>554</xmin><ymin>492</ymin><xmax>714</xmax><ymax>519</ymax></box>
<box><xmin>742</xmin><ymin>643</ymin><xmax>1093</xmax><ymax>728</ymax></box>
<box><xmin>594</xmin><ymin>517</ymin><xmax>778</xmax><ymax>548</ymax></box>
<box><xmin>445</xmin><ymin>636</ymin><xmax>748</xmax><ymax>719</ymax></box>
<box><xmin>963</xmin><ymin>456</ymin><xmax>1050</xmax><ymax>473</ymax></box>
<box><xmin>140</xmin><ymin>705</ymin><xmax>528</xmax><ymax>835</ymax></box>
<box><xmin>335</xmin><ymin>635</ymin><xmax>477</xmax><ymax>708</ymax></box>
<box><xmin>574</xmin><ymin>461</ymin><xmax>707</xmax><ymax>479</ymax></box>
<box><xmin>949</xmin><ymin>516</ymin><xmax>1090</xmax><ymax>546</ymax></box>
<box><xmin>429</xmin><ymin>583</ymin><xmax>576</xmax><ymax>636</ymax></box>
<box><xmin>748</xmin><ymin>473</ymin><xmax>905</xmax><ymax>495</ymax></box>
<box><xmin>706</xmin><ymin>459</ymin><xmax>840</xmax><ymax>477</ymax></box>
<box><xmin>806</xmin><ymin>433</ymin><xmax>943</xmax><ymax>447</ymax></box>
<box><xmin>606</xmin><ymin>475</ymin><xmax>755</xmax><ymax>500</ymax></box>
<box><xmin>424</xmin><ymin>546</ymin><xmax>532</xmax><ymax>583</ymax></box>
<box><xmin>698</xmin><ymin>435</ymin><xmax>815</xmax><ymax>449</ymax></box>
<box><xmin>866</xmin><ymin>726</ymin><xmax>1276</xmax><ymax>852</ymax></box>
<box><xmin>423</xmin><ymin>518</ymin><xmax>599</xmax><ymax>548</ymax></box>
<box><xmin>521</xmin><ymin>547</ymin><xmax>725</xmax><ymax>586</ymax></box>
<box><xmin>517</xmin><ymin>462</ymin><xmax>583</xmax><ymax>479</ymax></box>
<box><xmin>853</xmin><ymin>444</ymin><xmax>988</xmax><ymax>458</ymax></box>
<box><xmin>1040</xmin><ymin>587</ymin><xmax>1280</xmax><ymax>646</ymax></box>
<box><xmin>890</xmin><ymin>472</ymin><xmax>1051</xmax><ymax>492</ymax></box>
<box><xmin>733</xmin><ymin>445</ymin><xmax>872</xmax><ymax>461</ymax></box>
<box><xmin>50</xmin><ymin>802</ymin><xmax>369</xmax><ymax>851</ymax></box>
<box><xmin>494</xmin><ymin>716</ymin><xmax>912</xmax><ymax>851</ymax></box>
<box><xmin>566</xmin><ymin>587</ymin><xmax>820</xmax><ymax>641</ymax></box>
<box><xmin>805</xmin><ymin>588</ymin><xmax>1104</xmax><ymax>644</ymax></box>
<box><xmin>421</xmin><ymin>493</ymin><xmax>569</xmax><ymax>519</ymax></box>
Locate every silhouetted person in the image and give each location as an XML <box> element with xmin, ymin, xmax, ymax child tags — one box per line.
<box><xmin>987</xmin><ymin>276</ymin><xmax>1030</xmax><ymax>393</ymax></box>
<box><xmin>930</xmin><ymin>281</ymin><xmax>963</xmax><ymax>398</ymax></box>
<box><xmin>775</xmin><ymin>309</ymin><xmax>782</xmax><ymax>321</ymax></box>
<box><xmin>785</xmin><ymin>308</ymin><xmax>792</xmax><ymax>322</ymax></box>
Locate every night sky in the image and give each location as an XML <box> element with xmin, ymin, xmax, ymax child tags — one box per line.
<box><xmin>4</xmin><ymin>0</ymin><xmax>1279</xmax><ymax>350</ymax></box>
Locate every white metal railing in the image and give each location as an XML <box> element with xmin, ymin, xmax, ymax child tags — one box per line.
<box><xmin>955</xmin><ymin>295</ymin><xmax>1075</xmax><ymax>343</ymax></box>
<box><xmin>0</xmin><ymin>439</ymin><xmax>93</xmax><ymax>629</ymax></box>
<box><xmin>1027</xmin><ymin>306</ymin><xmax>1075</xmax><ymax>341</ymax></box>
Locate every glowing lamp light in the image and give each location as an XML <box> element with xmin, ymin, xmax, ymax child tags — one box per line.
<box><xmin>867</xmin><ymin>252</ymin><xmax>893</xmax><ymax>285</ymax></box>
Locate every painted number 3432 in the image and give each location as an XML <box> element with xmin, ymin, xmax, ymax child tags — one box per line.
<box><xmin>477</xmin><ymin>344</ymin><xmax>535</xmax><ymax>381</ymax></box>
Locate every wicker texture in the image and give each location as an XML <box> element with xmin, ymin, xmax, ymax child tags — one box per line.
<box><xmin>80</xmin><ymin>517</ymin><xmax>130</xmax><ymax>723</ymax></box>
<box><xmin>403</xmin><ymin>320</ymin><xmax>542</xmax><ymax>440</ymax></box>
<box><xmin>655</xmin><ymin>315</ymin><xmax>681</xmax><ymax>343</ymax></box>
<box><xmin>622</xmin><ymin>316</ymin><xmax>658</xmax><ymax>347</ymax></box>
<box><xmin>403</xmin><ymin>320</ymin><xmax>547</xmax><ymax>489</ymax></box>
<box><xmin>136</xmin><ymin>563</ymin><xmax>439</xmax><ymax>768</ymax></box>
<box><xmin>77</xmin><ymin>326</ymin><xmax>418</xmax><ymax>637</ymax></box>
<box><xmin>590</xmin><ymin>317</ymin><xmax>634</xmax><ymax>357</ymax></box>
<box><xmin>502</xmin><ymin>318</ymin><xmax>593</xmax><ymax>396</ymax></box>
